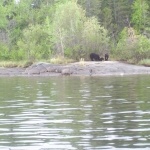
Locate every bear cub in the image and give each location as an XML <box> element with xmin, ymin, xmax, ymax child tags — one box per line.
<box><xmin>105</xmin><ymin>53</ymin><xmax>109</xmax><ymax>61</ymax></box>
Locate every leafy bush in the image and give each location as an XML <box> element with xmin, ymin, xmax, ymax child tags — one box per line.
<box><xmin>138</xmin><ymin>59</ymin><xmax>150</xmax><ymax>66</ymax></box>
<box><xmin>10</xmin><ymin>48</ymin><xmax>26</xmax><ymax>61</ymax></box>
<box><xmin>82</xmin><ymin>16</ymin><xmax>109</xmax><ymax>55</ymax></box>
<box><xmin>0</xmin><ymin>43</ymin><xmax>10</xmax><ymax>60</ymax></box>
<box><xmin>17</xmin><ymin>24</ymin><xmax>51</xmax><ymax>61</ymax></box>
<box><xmin>115</xmin><ymin>27</ymin><xmax>150</xmax><ymax>63</ymax></box>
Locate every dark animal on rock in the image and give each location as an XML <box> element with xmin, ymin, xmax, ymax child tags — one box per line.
<box><xmin>105</xmin><ymin>54</ymin><xmax>109</xmax><ymax>61</ymax></box>
<box><xmin>99</xmin><ymin>57</ymin><xmax>104</xmax><ymax>61</ymax></box>
<box><xmin>90</xmin><ymin>53</ymin><xmax>100</xmax><ymax>61</ymax></box>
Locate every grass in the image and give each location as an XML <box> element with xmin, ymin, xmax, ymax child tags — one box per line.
<box><xmin>49</xmin><ymin>56</ymin><xmax>75</xmax><ymax>64</ymax></box>
<box><xmin>0</xmin><ymin>61</ymin><xmax>33</xmax><ymax>68</ymax></box>
<box><xmin>126</xmin><ymin>59</ymin><xmax>137</xmax><ymax>64</ymax></box>
<box><xmin>0</xmin><ymin>57</ymin><xmax>75</xmax><ymax>68</ymax></box>
<box><xmin>2</xmin><ymin>57</ymin><xmax>150</xmax><ymax>68</ymax></box>
<box><xmin>138</xmin><ymin>59</ymin><xmax>150</xmax><ymax>67</ymax></box>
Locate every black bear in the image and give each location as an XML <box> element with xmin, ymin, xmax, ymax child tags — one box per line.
<box><xmin>90</xmin><ymin>53</ymin><xmax>100</xmax><ymax>61</ymax></box>
<box><xmin>100</xmin><ymin>57</ymin><xmax>104</xmax><ymax>61</ymax></box>
<box><xmin>105</xmin><ymin>53</ymin><xmax>109</xmax><ymax>61</ymax></box>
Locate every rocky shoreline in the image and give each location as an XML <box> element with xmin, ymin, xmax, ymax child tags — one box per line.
<box><xmin>0</xmin><ymin>61</ymin><xmax>150</xmax><ymax>76</ymax></box>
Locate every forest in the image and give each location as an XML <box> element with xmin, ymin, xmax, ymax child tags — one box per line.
<box><xmin>1</xmin><ymin>0</ymin><xmax>150</xmax><ymax>65</ymax></box>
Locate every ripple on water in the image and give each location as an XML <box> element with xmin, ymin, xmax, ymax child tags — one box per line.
<box><xmin>0</xmin><ymin>76</ymin><xmax>150</xmax><ymax>149</ymax></box>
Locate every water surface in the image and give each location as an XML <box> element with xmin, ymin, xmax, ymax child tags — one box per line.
<box><xmin>0</xmin><ymin>75</ymin><xmax>150</xmax><ymax>149</ymax></box>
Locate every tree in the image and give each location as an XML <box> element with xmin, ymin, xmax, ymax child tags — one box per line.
<box><xmin>131</xmin><ymin>0</ymin><xmax>149</xmax><ymax>32</ymax></box>
<box><xmin>101</xmin><ymin>7</ymin><xmax>112</xmax><ymax>30</ymax></box>
<box><xmin>115</xmin><ymin>27</ymin><xmax>150</xmax><ymax>62</ymax></box>
<box><xmin>82</xmin><ymin>16</ymin><xmax>109</xmax><ymax>54</ymax></box>
<box><xmin>52</xmin><ymin>1</ymin><xmax>85</xmax><ymax>58</ymax></box>
<box><xmin>52</xmin><ymin>1</ymin><xmax>109</xmax><ymax>59</ymax></box>
<box><xmin>77</xmin><ymin>0</ymin><xmax>103</xmax><ymax>23</ymax></box>
<box><xmin>0</xmin><ymin>1</ymin><xmax>8</xmax><ymax>29</ymax></box>
<box><xmin>17</xmin><ymin>24</ymin><xmax>50</xmax><ymax>61</ymax></box>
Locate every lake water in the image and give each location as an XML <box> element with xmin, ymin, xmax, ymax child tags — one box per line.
<box><xmin>0</xmin><ymin>75</ymin><xmax>150</xmax><ymax>150</ymax></box>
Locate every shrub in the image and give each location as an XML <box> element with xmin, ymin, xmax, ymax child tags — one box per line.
<box><xmin>10</xmin><ymin>48</ymin><xmax>26</xmax><ymax>61</ymax></box>
<box><xmin>115</xmin><ymin>27</ymin><xmax>150</xmax><ymax>63</ymax></box>
<box><xmin>0</xmin><ymin>43</ymin><xmax>10</xmax><ymax>60</ymax></box>
<box><xmin>17</xmin><ymin>24</ymin><xmax>51</xmax><ymax>61</ymax></box>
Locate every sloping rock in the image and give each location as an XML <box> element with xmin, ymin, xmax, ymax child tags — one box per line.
<box><xmin>36</xmin><ymin>64</ymin><xmax>48</xmax><ymax>73</ymax></box>
<box><xmin>25</xmin><ymin>67</ymin><xmax>40</xmax><ymax>75</ymax></box>
<box><xmin>61</xmin><ymin>68</ymin><xmax>73</xmax><ymax>75</ymax></box>
<box><xmin>55</xmin><ymin>67</ymin><xmax>62</xmax><ymax>73</ymax></box>
<box><xmin>46</xmin><ymin>66</ymin><xmax>56</xmax><ymax>72</ymax></box>
<box><xmin>1</xmin><ymin>61</ymin><xmax>150</xmax><ymax>76</ymax></box>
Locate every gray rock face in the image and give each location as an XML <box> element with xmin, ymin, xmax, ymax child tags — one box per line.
<box><xmin>37</xmin><ymin>65</ymin><xmax>47</xmax><ymax>73</ymax></box>
<box><xmin>55</xmin><ymin>67</ymin><xmax>62</xmax><ymax>73</ymax></box>
<box><xmin>47</xmin><ymin>66</ymin><xmax>56</xmax><ymax>72</ymax></box>
<box><xmin>22</xmin><ymin>61</ymin><xmax>150</xmax><ymax>76</ymax></box>
<box><xmin>25</xmin><ymin>67</ymin><xmax>40</xmax><ymax>75</ymax></box>
<box><xmin>61</xmin><ymin>68</ymin><xmax>72</xmax><ymax>75</ymax></box>
<box><xmin>1</xmin><ymin>61</ymin><xmax>150</xmax><ymax>76</ymax></box>
<box><xmin>24</xmin><ymin>63</ymin><xmax>63</xmax><ymax>75</ymax></box>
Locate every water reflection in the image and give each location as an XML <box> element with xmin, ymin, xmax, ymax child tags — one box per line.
<box><xmin>0</xmin><ymin>76</ymin><xmax>150</xmax><ymax>149</ymax></box>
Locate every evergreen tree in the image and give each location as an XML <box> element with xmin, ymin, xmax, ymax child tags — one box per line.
<box><xmin>131</xmin><ymin>0</ymin><xmax>149</xmax><ymax>33</ymax></box>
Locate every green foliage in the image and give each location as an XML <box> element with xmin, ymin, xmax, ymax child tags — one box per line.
<box><xmin>116</xmin><ymin>27</ymin><xmax>150</xmax><ymax>62</ymax></box>
<box><xmin>138</xmin><ymin>59</ymin><xmax>150</xmax><ymax>66</ymax></box>
<box><xmin>0</xmin><ymin>43</ymin><xmax>10</xmax><ymax>60</ymax></box>
<box><xmin>2</xmin><ymin>0</ymin><xmax>34</xmax><ymax>51</ymax></box>
<box><xmin>52</xmin><ymin>0</ymin><xmax>85</xmax><ymax>58</ymax></box>
<box><xmin>0</xmin><ymin>60</ymin><xmax>33</xmax><ymax>68</ymax></box>
<box><xmin>101</xmin><ymin>7</ymin><xmax>112</xmax><ymax>30</ymax></box>
<box><xmin>10</xmin><ymin>48</ymin><xmax>26</xmax><ymax>60</ymax></box>
<box><xmin>114</xmin><ymin>27</ymin><xmax>130</xmax><ymax>59</ymax></box>
<box><xmin>1</xmin><ymin>0</ymin><xmax>150</xmax><ymax>63</ymax></box>
<box><xmin>0</xmin><ymin>2</ymin><xmax>8</xmax><ymax>29</ymax></box>
<box><xmin>52</xmin><ymin>1</ymin><xmax>109</xmax><ymax>60</ymax></box>
<box><xmin>133</xmin><ymin>35</ymin><xmax>150</xmax><ymax>61</ymax></box>
<box><xmin>82</xmin><ymin>16</ymin><xmax>109</xmax><ymax>53</ymax></box>
<box><xmin>77</xmin><ymin>0</ymin><xmax>102</xmax><ymax>19</ymax></box>
<box><xmin>117</xmin><ymin>27</ymin><xmax>128</xmax><ymax>42</ymax></box>
<box><xmin>131</xmin><ymin>0</ymin><xmax>149</xmax><ymax>32</ymax></box>
<box><xmin>17</xmin><ymin>24</ymin><xmax>51</xmax><ymax>61</ymax></box>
